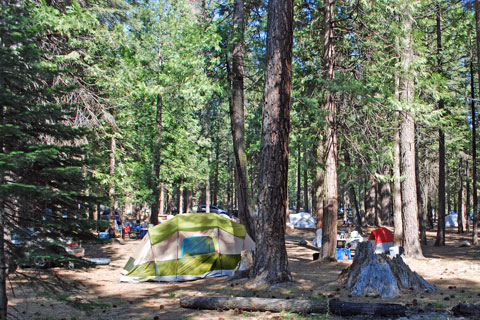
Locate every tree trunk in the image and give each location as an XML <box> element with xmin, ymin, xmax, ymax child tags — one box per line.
<box><xmin>458</xmin><ymin>159</ymin><xmax>464</xmax><ymax>233</ymax></box>
<box><xmin>365</xmin><ymin>175</ymin><xmax>376</xmax><ymax>226</ymax></box>
<box><xmin>321</xmin><ymin>0</ymin><xmax>338</xmax><ymax>262</ymax></box>
<box><xmin>393</xmin><ymin>111</ymin><xmax>403</xmax><ymax>245</ymax></box>
<box><xmin>206</xmin><ymin>153</ymin><xmax>211</xmax><ymax>213</ymax></box>
<box><xmin>436</xmin><ymin>124</ymin><xmax>446</xmax><ymax>247</ymax></box>
<box><xmin>466</xmin><ymin>161</ymin><xmax>471</xmax><ymax>232</ymax></box>
<box><xmin>159</xmin><ymin>182</ymin><xmax>165</xmax><ymax>216</ymax></box>
<box><xmin>296</xmin><ymin>145</ymin><xmax>301</xmax><ymax>212</ymax></box>
<box><xmin>252</xmin><ymin>0</ymin><xmax>293</xmax><ymax>286</ymax></box>
<box><xmin>314</xmin><ymin>133</ymin><xmax>325</xmax><ymax>229</ymax></box>
<box><xmin>0</xmin><ymin>52</ymin><xmax>6</xmax><ymax>316</ymax></box>
<box><xmin>399</xmin><ymin>0</ymin><xmax>422</xmax><ymax>258</ymax></box>
<box><xmin>178</xmin><ymin>185</ymin><xmax>184</xmax><ymax>215</ymax></box>
<box><xmin>0</xmin><ymin>209</ymin><xmax>6</xmax><ymax>320</ymax></box>
<box><xmin>303</xmin><ymin>149</ymin><xmax>309</xmax><ymax>212</ymax></box>
<box><xmin>228</xmin><ymin>0</ymin><xmax>255</xmax><ymax>236</ymax></box>
<box><xmin>213</xmin><ymin>140</ymin><xmax>220</xmax><ymax>205</ymax></box>
<box><xmin>473</xmin><ymin>0</ymin><xmax>480</xmax><ymax>245</ymax></box>
<box><xmin>344</xmin><ymin>152</ymin><xmax>360</xmax><ymax>227</ymax></box>
<box><xmin>150</xmin><ymin>95</ymin><xmax>163</xmax><ymax>226</ymax></box>
<box><xmin>109</xmin><ymin>134</ymin><xmax>117</xmax><ymax>237</ymax></box>
<box><xmin>184</xmin><ymin>188</ymin><xmax>192</xmax><ymax>213</ymax></box>
<box><xmin>379</xmin><ymin>181</ymin><xmax>392</xmax><ymax>226</ymax></box>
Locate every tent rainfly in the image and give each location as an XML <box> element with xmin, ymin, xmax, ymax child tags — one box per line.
<box><xmin>121</xmin><ymin>213</ymin><xmax>255</xmax><ymax>282</ymax></box>
<box><xmin>368</xmin><ymin>227</ymin><xmax>394</xmax><ymax>254</ymax></box>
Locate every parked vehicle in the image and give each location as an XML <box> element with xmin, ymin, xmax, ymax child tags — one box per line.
<box><xmin>197</xmin><ymin>205</ymin><xmax>228</xmax><ymax>214</ymax></box>
<box><xmin>10</xmin><ymin>227</ymin><xmax>86</xmax><ymax>268</ymax></box>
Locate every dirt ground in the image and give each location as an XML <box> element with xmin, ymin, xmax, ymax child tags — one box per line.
<box><xmin>7</xmin><ymin>225</ymin><xmax>480</xmax><ymax>320</ymax></box>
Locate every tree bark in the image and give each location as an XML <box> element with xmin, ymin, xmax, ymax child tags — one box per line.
<box><xmin>399</xmin><ymin>0</ymin><xmax>422</xmax><ymax>258</ymax></box>
<box><xmin>321</xmin><ymin>0</ymin><xmax>338</xmax><ymax>262</ymax></box>
<box><xmin>252</xmin><ymin>0</ymin><xmax>293</xmax><ymax>286</ymax></box>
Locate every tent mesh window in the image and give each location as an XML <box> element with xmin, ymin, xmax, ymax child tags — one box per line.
<box><xmin>181</xmin><ymin>236</ymin><xmax>217</xmax><ymax>257</ymax></box>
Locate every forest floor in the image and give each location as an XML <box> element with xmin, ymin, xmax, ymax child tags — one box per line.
<box><xmin>7</xmin><ymin>223</ymin><xmax>480</xmax><ymax>320</ymax></box>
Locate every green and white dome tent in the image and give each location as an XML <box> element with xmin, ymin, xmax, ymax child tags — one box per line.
<box><xmin>121</xmin><ymin>213</ymin><xmax>255</xmax><ymax>282</ymax></box>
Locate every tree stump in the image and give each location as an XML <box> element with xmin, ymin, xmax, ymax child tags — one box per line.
<box><xmin>339</xmin><ymin>241</ymin><xmax>435</xmax><ymax>298</ymax></box>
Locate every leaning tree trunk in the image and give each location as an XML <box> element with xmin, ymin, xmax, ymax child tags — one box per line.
<box><xmin>339</xmin><ymin>241</ymin><xmax>435</xmax><ymax>298</ymax></box>
<box><xmin>252</xmin><ymin>0</ymin><xmax>293</xmax><ymax>286</ymax></box>
<box><xmin>229</xmin><ymin>0</ymin><xmax>255</xmax><ymax>239</ymax></box>
<box><xmin>321</xmin><ymin>0</ymin><xmax>338</xmax><ymax>262</ymax></box>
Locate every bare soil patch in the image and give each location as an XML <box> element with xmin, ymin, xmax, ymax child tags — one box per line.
<box><xmin>8</xmin><ymin>226</ymin><xmax>480</xmax><ymax>320</ymax></box>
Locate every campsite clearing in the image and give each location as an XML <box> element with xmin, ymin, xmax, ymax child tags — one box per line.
<box><xmin>8</xmin><ymin>226</ymin><xmax>480</xmax><ymax>320</ymax></box>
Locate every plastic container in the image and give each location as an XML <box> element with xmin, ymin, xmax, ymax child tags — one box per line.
<box><xmin>389</xmin><ymin>246</ymin><xmax>403</xmax><ymax>258</ymax></box>
<box><xmin>99</xmin><ymin>232</ymin><xmax>109</xmax><ymax>240</ymax></box>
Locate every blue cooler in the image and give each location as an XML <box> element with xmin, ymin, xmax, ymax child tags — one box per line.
<box><xmin>336</xmin><ymin>248</ymin><xmax>352</xmax><ymax>261</ymax></box>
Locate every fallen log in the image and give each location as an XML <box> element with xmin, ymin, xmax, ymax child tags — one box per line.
<box><xmin>451</xmin><ymin>304</ymin><xmax>480</xmax><ymax>317</ymax></box>
<box><xmin>179</xmin><ymin>296</ymin><xmax>407</xmax><ymax>317</ymax></box>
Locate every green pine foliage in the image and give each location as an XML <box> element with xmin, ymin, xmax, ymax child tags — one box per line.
<box><xmin>0</xmin><ymin>1</ymin><xmax>97</xmax><ymax>269</ymax></box>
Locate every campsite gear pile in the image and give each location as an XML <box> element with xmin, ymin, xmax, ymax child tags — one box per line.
<box><xmin>121</xmin><ymin>213</ymin><xmax>255</xmax><ymax>282</ymax></box>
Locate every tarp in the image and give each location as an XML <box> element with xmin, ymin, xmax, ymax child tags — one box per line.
<box><xmin>445</xmin><ymin>214</ymin><xmax>458</xmax><ymax>227</ymax></box>
<box><xmin>121</xmin><ymin>213</ymin><xmax>255</xmax><ymax>283</ymax></box>
<box><xmin>289</xmin><ymin>212</ymin><xmax>316</xmax><ymax>228</ymax></box>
